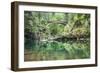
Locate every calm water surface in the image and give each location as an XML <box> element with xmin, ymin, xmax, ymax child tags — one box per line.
<box><xmin>24</xmin><ymin>40</ymin><xmax>90</xmax><ymax>61</ymax></box>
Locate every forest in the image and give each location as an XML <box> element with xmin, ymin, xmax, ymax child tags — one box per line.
<box><xmin>24</xmin><ymin>11</ymin><xmax>90</xmax><ymax>61</ymax></box>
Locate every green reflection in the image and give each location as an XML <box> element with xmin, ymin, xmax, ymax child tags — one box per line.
<box><xmin>24</xmin><ymin>40</ymin><xmax>90</xmax><ymax>61</ymax></box>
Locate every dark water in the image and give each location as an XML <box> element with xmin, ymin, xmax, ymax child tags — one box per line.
<box><xmin>24</xmin><ymin>40</ymin><xmax>90</xmax><ymax>61</ymax></box>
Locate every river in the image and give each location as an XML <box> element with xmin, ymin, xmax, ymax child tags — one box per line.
<box><xmin>24</xmin><ymin>40</ymin><xmax>90</xmax><ymax>61</ymax></box>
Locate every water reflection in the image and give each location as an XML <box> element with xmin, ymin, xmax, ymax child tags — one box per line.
<box><xmin>24</xmin><ymin>40</ymin><xmax>90</xmax><ymax>61</ymax></box>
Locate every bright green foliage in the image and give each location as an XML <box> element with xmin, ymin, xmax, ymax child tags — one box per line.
<box><xmin>24</xmin><ymin>11</ymin><xmax>90</xmax><ymax>61</ymax></box>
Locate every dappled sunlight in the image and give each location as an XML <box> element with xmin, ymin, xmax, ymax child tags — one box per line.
<box><xmin>24</xmin><ymin>11</ymin><xmax>90</xmax><ymax>61</ymax></box>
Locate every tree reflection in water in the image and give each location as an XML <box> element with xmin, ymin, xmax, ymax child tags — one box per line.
<box><xmin>24</xmin><ymin>40</ymin><xmax>90</xmax><ymax>61</ymax></box>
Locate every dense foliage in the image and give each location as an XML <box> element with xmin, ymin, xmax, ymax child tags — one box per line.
<box><xmin>24</xmin><ymin>11</ymin><xmax>90</xmax><ymax>61</ymax></box>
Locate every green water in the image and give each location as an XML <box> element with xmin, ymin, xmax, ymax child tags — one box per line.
<box><xmin>24</xmin><ymin>40</ymin><xmax>90</xmax><ymax>61</ymax></box>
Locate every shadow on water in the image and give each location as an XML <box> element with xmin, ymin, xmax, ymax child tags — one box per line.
<box><xmin>24</xmin><ymin>39</ymin><xmax>90</xmax><ymax>61</ymax></box>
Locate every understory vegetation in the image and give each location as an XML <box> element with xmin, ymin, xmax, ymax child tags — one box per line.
<box><xmin>24</xmin><ymin>11</ymin><xmax>90</xmax><ymax>61</ymax></box>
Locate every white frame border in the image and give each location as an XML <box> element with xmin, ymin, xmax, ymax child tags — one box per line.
<box><xmin>18</xmin><ymin>5</ymin><xmax>96</xmax><ymax>68</ymax></box>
